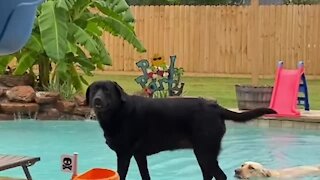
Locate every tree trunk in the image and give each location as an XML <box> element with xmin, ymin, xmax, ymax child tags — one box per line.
<box><xmin>38</xmin><ymin>56</ymin><xmax>50</xmax><ymax>90</ymax></box>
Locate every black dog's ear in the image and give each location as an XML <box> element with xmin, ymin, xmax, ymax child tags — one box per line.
<box><xmin>85</xmin><ymin>85</ymin><xmax>91</xmax><ymax>107</ymax></box>
<box><xmin>113</xmin><ymin>81</ymin><xmax>127</xmax><ymax>102</ymax></box>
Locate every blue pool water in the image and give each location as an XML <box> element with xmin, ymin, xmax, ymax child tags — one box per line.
<box><xmin>1</xmin><ymin>120</ymin><xmax>320</xmax><ymax>180</ymax></box>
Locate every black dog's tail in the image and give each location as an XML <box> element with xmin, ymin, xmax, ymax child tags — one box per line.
<box><xmin>220</xmin><ymin>107</ymin><xmax>277</xmax><ymax>122</ymax></box>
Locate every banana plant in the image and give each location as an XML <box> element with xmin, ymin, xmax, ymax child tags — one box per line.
<box><xmin>0</xmin><ymin>0</ymin><xmax>146</xmax><ymax>92</ymax></box>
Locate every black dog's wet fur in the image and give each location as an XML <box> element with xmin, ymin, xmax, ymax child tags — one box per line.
<box><xmin>86</xmin><ymin>80</ymin><xmax>277</xmax><ymax>180</ymax></box>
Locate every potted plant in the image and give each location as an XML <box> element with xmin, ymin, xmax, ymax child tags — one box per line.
<box><xmin>235</xmin><ymin>84</ymin><xmax>273</xmax><ymax>110</ymax></box>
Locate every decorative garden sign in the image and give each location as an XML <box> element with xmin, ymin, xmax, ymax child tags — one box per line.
<box><xmin>135</xmin><ymin>55</ymin><xmax>184</xmax><ymax>98</ymax></box>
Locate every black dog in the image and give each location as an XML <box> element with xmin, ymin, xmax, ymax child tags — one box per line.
<box><xmin>86</xmin><ymin>80</ymin><xmax>277</xmax><ymax>180</ymax></box>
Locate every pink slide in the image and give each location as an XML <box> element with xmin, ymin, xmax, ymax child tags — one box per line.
<box><xmin>269</xmin><ymin>61</ymin><xmax>304</xmax><ymax>117</ymax></box>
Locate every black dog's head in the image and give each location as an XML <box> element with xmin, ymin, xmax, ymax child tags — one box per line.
<box><xmin>86</xmin><ymin>81</ymin><xmax>127</xmax><ymax>113</ymax></box>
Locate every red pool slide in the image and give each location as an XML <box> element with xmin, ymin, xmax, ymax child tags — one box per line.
<box><xmin>269</xmin><ymin>61</ymin><xmax>304</xmax><ymax>117</ymax></box>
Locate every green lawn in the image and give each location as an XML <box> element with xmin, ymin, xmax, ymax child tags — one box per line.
<box><xmin>85</xmin><ymin>74</ymin><xmax>320</xmax><ymax>109</ymax></box>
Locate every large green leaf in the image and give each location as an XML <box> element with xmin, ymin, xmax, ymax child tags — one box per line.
<box><xmin>122</xmin><ymin>10</ymin><xmax>135</xmax><ymax>23</ymax></box>
<box><xmin>75</xmin><ymin>57</ymin><xmax>95</xmax><ymax>70</ymax></box>
<box><xmin>94</xmin><ymin>16</ymin><xmax>146</xmax><ymax>53</ymax></box>
<box><xmin>57</xmin><ymin>0</ymin><xmax>77</xmax><ymax>11</ymax></box>
<box><xmin>25</xmin><ymin>34</ymin><xmax>44</xmax><ymax>53</ymax></box>
<box><xmin>85</xmin><ymin>21</ymin><xmax>103</xmax><ymax>36</ymax></box>
<box><xmin>96</xmin><ymin>63</ymin><xmax>104</xmax><ymax>70</ymax></box>
<box><xmin>112</xmin><ymin>0</ymin><xmax>130</xmax><ymax>14</ymax></box>
<box><xmin>95</xmin><ymin>1</ymin><xmax>134</xmax><ymax>31</ymax></box>
<box><xmin>55</xmin><ymin>61</ymin><xmax>68</xmax><ymax>80</ymax></box>
<box><xmin>69</xmin><ymin>65</ymin><xmax>83</xmax><ymax>92</ymax></box>
<box><xmin>13</xmin><ymin>52</ymin><xmax>37</xmax><ymax>75</ymax></box>
<box><xmin>111</xmin><ymin>0</ymin><xmax>135</xmax><ymax>24</ymax></box>
<box><xmin>39</xmin><ymin>1</ymin><xmax>68</xmax><ymax>60</ymax></box>
<box><xmin>80</xmin><ymin>75</ymin><xmax>89</xmax><ymax>85</ymax></box>
<box><xmin>94</xmin><ymin>0</ymin><xmax>141</xmax><ymax>58</ymax></box>
<box><xmin>74</xmin><ymin>55</ymin><xmax>95</xmax><ymax>76</ymax></box>
<box><xmin>67</xmin><ymin>41</ymin><xmax>78</xmax><ymax>54</ymax></box>
<box><xmin>72</xmin><ymin>0</ymin><xmax>92</xmax><ymax>20</ymax></box>
<box><xmin>73</xmin><ymin>47</ymin><xmax>95</xmax><ymax>75</ymax></box>
<box><xmin>94</xmin><ymin>36</ymin><xmax>112</xmax><ymax>65</ymax></box>
<box><xmin>0</xmin><ymin>56</ymin><xmax>15</xmax><ymax>74</ymax></box>
<box><xmin>69</xmin><ymin>23</ymin><xmax>100</xmax><ymax>55</ymax></box>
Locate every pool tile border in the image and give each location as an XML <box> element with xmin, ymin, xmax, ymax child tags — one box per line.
<box><xmin>230</xmin><ymin>109</ymin><xmax>320</xmax><ymax>130</ymax></box>
<box><xmin>251</xmin><ymin>117</ymin><xmax>320</xmax><ymax>130</ymax></box>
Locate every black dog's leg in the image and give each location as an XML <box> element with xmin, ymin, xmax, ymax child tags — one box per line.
<box><xmin>192</xmin><ymin>124</ymin><xmax>227</xmax><ymax>180</ymax></box>
<box><xmin>134</xmin><ymin>154</ymin><xmax>151</xmax><ymax>180</ymax></box>
<box><xmin>117</xmin><ymin>153</ymin><xmax>132</xmax><ymax>180</ymax></box>
<box><xmin>211</xmin><ymin>160</ymin><xmax>227</xmax><ymax>180</ymax></box>
<box><xmin>194</xmin><ymin>147</ymin><xmax>227</xmax><ymax>180</ymax></box>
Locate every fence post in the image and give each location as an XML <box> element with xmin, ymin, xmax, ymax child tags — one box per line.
<box><xmin>249</xmin><ymin>0</ymin><xmax>260</xmax><ymax>85</ymax></box>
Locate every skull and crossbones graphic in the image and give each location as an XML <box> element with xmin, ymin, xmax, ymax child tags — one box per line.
<box><xmin>62</xmin><ymin>157</ymin><xmax>73</xmax><ymax>170</ymax></box>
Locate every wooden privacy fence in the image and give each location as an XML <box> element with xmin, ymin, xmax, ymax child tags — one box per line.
<box><xmin>102</xmin><ymin>5</ymin><xmax>320</xmax><ymax>77</ymax></box>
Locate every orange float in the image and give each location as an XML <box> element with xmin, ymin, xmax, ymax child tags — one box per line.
<box><xmin>73</xmin><ymin>168</ymin><xmax>119</xmax><ymax>180</ymax></box>
<box><xmin>61</xmin><ymin>152</ymin><xmax>119</xmax><ymax>180</ymax></box>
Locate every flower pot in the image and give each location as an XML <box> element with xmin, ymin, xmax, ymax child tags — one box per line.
<box><xmin>235</xmin><ymin>84</ymin><xmax>273</xmax><ymax>110</ymax></box>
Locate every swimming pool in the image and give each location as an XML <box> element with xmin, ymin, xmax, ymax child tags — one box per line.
<box><xmin>0</xmin><ymin>120</ymin><xmax>320</xmax><ymax>180</ymax></box>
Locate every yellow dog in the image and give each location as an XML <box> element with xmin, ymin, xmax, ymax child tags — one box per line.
<box><xmin>235</xmin><ymin>161</ymin><xmax>320</xmax><ymax>179</ymax></box>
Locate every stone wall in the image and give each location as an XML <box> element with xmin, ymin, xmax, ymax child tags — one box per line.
<box><xmin>0</xmin><ymin>86</ymin><xmax>94</xmax><ymax>120</ymax></box>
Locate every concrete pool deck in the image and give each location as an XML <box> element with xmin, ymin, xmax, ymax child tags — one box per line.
<box><xmin>231</xmin><ymin>109</ymin><xmax>320</xmax><ymax>130</ymax></box>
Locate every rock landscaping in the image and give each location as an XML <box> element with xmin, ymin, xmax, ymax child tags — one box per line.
<box><xmin>0</xmin><ymin>86</ymin><xmax>94</xmax><ymax>120</ymax></box>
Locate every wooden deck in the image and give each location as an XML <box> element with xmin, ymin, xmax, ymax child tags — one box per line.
<box><xmin>0</xmin><ymin>177</ymin><xmax>25</xmax><ymax>180</ymax></box>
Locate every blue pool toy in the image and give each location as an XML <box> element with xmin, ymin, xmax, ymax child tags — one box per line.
<box><xmin>0</xmin><ymin>0</ymin><xmax>43</xmax><ymax>55</ymax></box>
